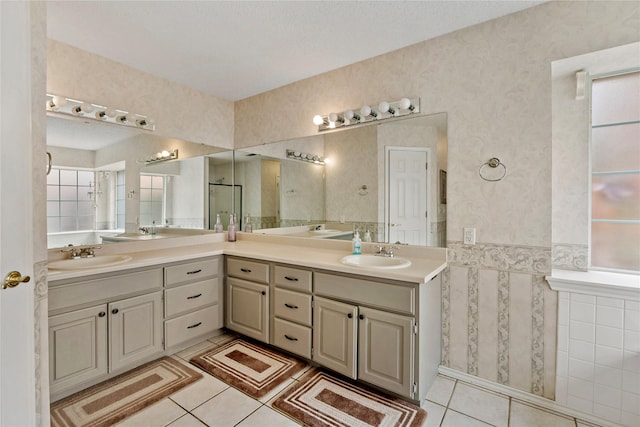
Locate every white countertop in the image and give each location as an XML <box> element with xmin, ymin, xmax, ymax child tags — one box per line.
<box><xmin>48</xmin><ymin>233</ymin><xmax>447</xmax><ymax>284</ymax></box>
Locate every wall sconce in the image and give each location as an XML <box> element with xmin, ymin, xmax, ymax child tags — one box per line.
<box><xmin>46</xmin><ymin>94</ymin><xmax>155</xmax><ymax>131</ymax></box>
<box><xmin>286</xmin><ymin>149</ymin><xmax>326</xmax><ymax>165</ymax></box>
<box><xmin>313</xmin><ymin>97</ymin><xmax>420</xmax><ymax>131</ymax></box>
<box><xmin>141</xmin><ymin>149</ymin><xmax>179</xmax><ymax>165</ymax></box>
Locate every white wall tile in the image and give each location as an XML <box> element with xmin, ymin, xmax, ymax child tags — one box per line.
<box><xmin>595</xmin><ymin>345</ymin><xmax>624</xmax><ymax>369</ymax></box>
<box><xmin>556</xmin><ymin>376</ymin><xmax>568</xmax><ymax>404</ymax></box>
<box><xmin>626</xmin><ymin>300</ymin><xmax>640</xmax><ymax>312</ymax></box>
<box><xmin>622</xmin><ymin>391</ymin><xmax>640</xmax><ymax>415</ymax></box>
<box><xmin>557</xmin><ymin>351</ymin><xmax>569</xmax><ymax>377</ymax></box>
<box><xmin>625</xmin><ymin>309</ymin><xmax>640</xmax><ymax>332</ymax></box>
<box><xmin>594</xmin><ymin>364</ymin><xmax>623</xmax><ymax>389</ymax></box>
<box><xmin>571</xmin><ymin>301</ymin><xmax>596</xmax><ymax>323</ymax></box>
<box><xmin>621</xmin><ymin>410</ymin><xmax>640</xmax><ymax>427</ymax></box>
<box><xmin>596</xmin><ymin>325</ymin><xmax>624</xmax><ymax>349</ymax></box>
<box><xmin>570</xmin><ymin>320</ymin><xmax>595</xmax><ymax>343</ymax></box>
<box><xmin>594</xmin><ymin>383</ymin><xmax>622</xmax><ymax>409</ymax></box>
<box><xmin>572</xmin><ymin>294</ymin><xmax>596</xmax><ymax>304</ymax></box>
<box><xmin>623</xmin><ymin>351</ymin><xmax>640</xmax><ymax>374</ymax></box>
<box><xmin>597</xmin><ymin>305</ymin><xmax>624</xmax><ymax>329</ymax></box>
<box><xmin>558</xmin><ymin>324</ymin><xmax>569</xmax><ymax>351</ymax></box>
<box><xmin>568</xmin><ymin>376</ymin><xmax>594</xmax><ymax>401</ymax></box>
<box><xmin>559</xmin><ymin>291</ymin><xmax>569</xmax><ymax>301</ymax></box>
<box><xmin>569</xmin><ymin>339</ymin><xmax>595</xmax><ymax>363</ymax></box>
<box><xmin>569</xmin><ymin>358</ymin><xmax>595</xmax><ymax>381</ymax></box>
<box><xmin>622</xmin><ymin>371</ymin><xmax>640</xmax><ymax>395</ymax></box>
<box><xmin>558</xmin><ymin>297</ymin><xmax>569</xmax><ymax>326</ymax></box>
<box><xmin>624</xmin><ymin>330</ymin><xmax>640</xmax><ymax>352</ymax></box>
<box><xmin>597</xmin><ymin>296</ymin><xmax>625</xmax><ymax>309</ymax></box>
<box><xmin>593</xmin><ymin>403</ymin><xmax>621</xmax><ymax>423</ymax></box>
<box><xmin>567</xmin><ymin>394</ymin><xmax>593</xmax><ymax>414</ymax></box>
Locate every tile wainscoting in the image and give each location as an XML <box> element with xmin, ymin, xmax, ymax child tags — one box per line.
<box><xmin>442</xmin><ymin>242</ymin><xmax>557</xmax><ymax>400</ymax></box>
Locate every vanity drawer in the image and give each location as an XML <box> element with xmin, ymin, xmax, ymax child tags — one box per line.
<box><xmin>226</xmin><ymin>257</ymin><xmax>269</xmax><ymax>284</ymax></box>
<box><xmin>164</xmin><ymin>278</ymin><xmax>219</xmax><ymax>317</ymax></box>
<box><xmin>164</xmin><ymin>305</ymin><xmax>220</xmax><ymax>349</ymax></box>
<box><xmin>165</xmin><ymin>257</ymin><xmax>219</xmax><ymax>287</ymax></box>
<box><xmin>273</xmin><ymin>318</ymin><xmax>311</xmax><ymax>359</ymax></box>
<box><xmin>314</xmin><ymin>273</ymin><xmax>415</xmax><ymax>315</ymax></box>
<box><xmin>274</xmin><ymin>265</ymin><xmax>312</xmax><ymax>292</ymax></box>
<box><xmin>273</xmin><ymin>288</ymin><xmax>312</xmax><ymax>326</ymax></box>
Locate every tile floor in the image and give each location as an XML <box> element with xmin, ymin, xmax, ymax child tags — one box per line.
<box><xmin>112</xmin><ymin>334</ymin><xmax>604</xmax><ymax>427</ymax></box>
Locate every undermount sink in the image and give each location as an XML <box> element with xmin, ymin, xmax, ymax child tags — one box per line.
<box><xmin>313</xmin><ymin>229</ymin><xmax>342</xmax><ymax>233</ymax></box>
<box><xmin>48</xmin><ymin>255</ymin><xmax>133</xmax><ymax>271</ymax></box>
<box><xmin>340</xmin><ymin>254</ymin><xmax>412</xmax><ymax>269</ymax></box>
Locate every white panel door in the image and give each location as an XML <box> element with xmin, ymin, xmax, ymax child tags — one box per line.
<box><xmin>0</xmin><ymin>1</ymin><xmax>37</xmax><ymax>424</ymax></box>
<box><xmin>387</xmin><ymin>149</ymin><xmax>428</xmax><ymax>245</ymax></box>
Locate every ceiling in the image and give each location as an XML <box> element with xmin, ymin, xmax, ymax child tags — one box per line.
<box><xmin>47</xmin><ymin>1</ymin><xmax>545</xmax><ymax>102</ymax></box>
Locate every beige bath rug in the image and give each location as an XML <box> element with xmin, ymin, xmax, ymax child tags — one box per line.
<box><xmin>50</xmin><ymin>356</ymin><xmax>202</xmax><ymax>427</ymax></box>
<box><xmin>190</xmin><ymin>338</ymin><xmax>305</xmax><ymax>398</ymax></box>
<box><xmin>273</xmin><ymin>369</ymin><xmax>427</xmax><ymax>427</ymax></box>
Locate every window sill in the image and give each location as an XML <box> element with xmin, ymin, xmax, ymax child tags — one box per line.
<box><xmin>547</xmin><ymin>269</ymin><xmax>640</xmax><ymax>301</ymax></box>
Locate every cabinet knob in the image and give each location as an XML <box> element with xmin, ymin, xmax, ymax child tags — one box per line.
<box><xmin>111</xmin><ymin>308</ymin><xmax>119</xmax><ymax>314</ymax></box>
<box><xmin>261</xmin><ymin>291</ymin><xmax>266</xmax><ymax>295</ymax></box>
<box><xmin>347</xmin><ymin>313</ymin><xmax>353</xmax><ymax>318</ymax></box>
<box><xmin>359</xmin><ymin>314</ymin><xmax>364</xmax><ymax>320</ymax></box>
<box><xmin>98</xmin><ymin>311</ymin><xmax>106</xmax><ymax>317</ymax></box>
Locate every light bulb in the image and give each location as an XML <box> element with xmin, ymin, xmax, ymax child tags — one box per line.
<box><xmin>360</xmin><ymin>105</ymin><xmax>376</xmax><ymax>118</ymax></box>
<box><xmin>323</xmin><ymin>157</ymin><xmax>332</xmax><ymax>164</ymax></box>
<box><xmin>344</xmin><ymin>109</ymin><xmax>360</xmax><ymax>121</ymax></box>
<box><xmin>53</xmin><ymin>96</ymin><xmax>67</xmax><ymax>108</ymax></box>
<box><xmin>80</xmin><ymin>102</ymin><xmax>94</xmax><ymax>113</ymax></box>
<box><xmin>313</xmin><ymin>115</ymin><xmax>324</xmax><ymax>125</ymax></box>
<box><xmin>399</xmin><ymin>98</ymin><xmax>413</xmax><ymax>110</ymax></box>
<box><xmin>161</xmin><ymin>150</ymin><xmax>170</xmax><ymax>157</ymax></box>
<box><xmin>125</xmin><ymin>113</ymin><xmax>137</xmax><ymax>123</ymax></box>
<box><xmin>378</xmin><ymin>101</ymin><xmax>395</xmax><ymax>115</ymax></box>
<box><xmin>95</xmin><ymin>110</ymin><xmax>107</xmax><ymax>120</ymax></box>
<box><xmin>156</xmin><ymin>152</ymin><xmax>163</xmax><ymax>158</ymax></box>
<box><xmin>328</xmin><ymin>121</ymin><xmax>336</xmax><ymax>129</ymax></box>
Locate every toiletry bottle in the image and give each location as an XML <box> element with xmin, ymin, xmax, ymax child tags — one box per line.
<box><xmin>245</xmin><ymin>213</ymin><xmax>253</xmax><ymax>233</ymax></box>
<box><xmin>151</xmin><ymin>220</ymin><xmax>156</xmax><ymax>235</ymax></box>
<box><xmin>352</xmin><ymin>230</ymin><xmax>362</xmax><ymax>255</ymax></box>
<box><xmin>364</xmin><ymin>228</ymin><xmax>372</xmax><ymax>242</ymax></box>
<box><xmin>228</xmin><ymin>213</ymin><xmax>237</xmax><ymax>242</ymax></box>
<box><xmin>214</xmin><ymin>214</ymin><xmax>223</xmax><ymax>233</ymax></box>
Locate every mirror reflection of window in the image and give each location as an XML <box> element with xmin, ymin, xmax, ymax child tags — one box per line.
<box><xmin>47</xmin><ymin>168</ymin><xmax>96</xmax><ymax>232</ymax></box>
<box><xmin>139</xmin><ymin>174</ymin><xmax>165</xmax><ymax>226</ymax></box>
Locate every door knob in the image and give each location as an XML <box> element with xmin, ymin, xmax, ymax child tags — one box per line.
<box><xmin>3</xmin><ymin>271</ymin><xmax>30</xmax><ymax>289</ymax></box>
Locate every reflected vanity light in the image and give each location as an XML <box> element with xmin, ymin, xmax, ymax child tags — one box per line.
<box><xmin>45</xmin><ymin>93</ymin><xmax>155</xmax><ymax>131</ymax></box>
<box><xmin>313</xmin><ymin>97</ymin><xmax>420</xmax><ymax>132</ymax></box>
<box><xmin>141</xmin><ymin>149</ymin><xmax>179</xmax><ymax>165</ymax></box>
<box><xmin>286</xmin><ymin>149</ymin><xmax>327</xmax><ymax>165</ymax></box>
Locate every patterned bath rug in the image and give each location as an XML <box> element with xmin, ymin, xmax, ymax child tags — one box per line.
<box><xmin>50</xmin><ymin>356</ymin><xmax>202</xmax><ymax>427</ymax></box>
<box><xmin>273</xmin><ymin>369</ymin><xmax>427</xmax><ymax>427</ymax></box>
<box><xmin>190</xmin><ymin>338</ymin><xmax>306</xmax><ymax>398</ymax></box>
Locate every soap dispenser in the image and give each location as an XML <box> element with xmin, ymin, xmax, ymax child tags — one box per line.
<box><xmin>228</xmin><ymin>213</ymin><xmax>237</xmax><ymax>242</ymax></box>
<box><xmin>352</xmin><ymin>230</ymin><xmax>362</xmax><ymax>255</ymax></box>
<box><xmin>214</xmin><ymin>213</ymin><xmax>223</xmax><ymax>233</ymax></box>
<box><xmin>245</xmin><ymin>213</ymin><xmax>253</xmax><ymax>233</ymax></box>
<box><xmin>151</xmin><ymin>220</ymin><xmax>156</xmax><ymax>235</ymax></box>
<box><xmin>364</xmin><ymin>228</ymin><xmax>372</xmax><ymax>242</ymax></box>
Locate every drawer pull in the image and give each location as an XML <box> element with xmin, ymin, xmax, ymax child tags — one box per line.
<box><xmin>187</xmin><ymin>322</ymin><xmax>202</xmax><ymax>329</ymax></box>
<box><xmin>284</xmin><ymin>334</ymin><xmax>298</xmax><ymax>342</ymax></box>
<box><xmin>284</xmin><ymin>276</ymin><xmax>299</xmax><ymax>282</ymax></box>
<box><xmin>187</xmin><ymin>293</ymin><xmax>202</xmax><ymax>300</ymax></box>
<box><xmin>240</xmin><ymin>268</ymin><xmax>252</xmax><ymax>273</ymax></box>
<box><xmin>111</xmin><ymin>308</ymin><xmax>119</xmax><ymax>314</ymax></box>
<box><xmin>186</xmin><ymin>269</ymin><xmax>202</xmax><ymax>275</ymax></box>
<box><xmin>284</xmin><ymin>303</ymin><xmax>299</xmax><ymax>309</ymax></box>
<box><xmin>98</xmin><ymin>311</ymin><xmax>106</xmax><ymax>318</ymax></box>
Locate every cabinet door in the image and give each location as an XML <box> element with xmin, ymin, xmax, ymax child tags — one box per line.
<box><xmin>358</xmin><ymin>306</ymin><xmax>415</xmax><ymax>397</ymax></box>
<box><xmin>49</xmin><ymin>304</ymin><xmax>108</xmax><ymax>395</ymax></box>
<box><xmin>109</xmin><ymin>292</ymin><xmax>163</xmax><ymax>372</ymax></box>
<box><xmin>226</xmin><ymin>277</ymin><xmax>269</xmax><ymax>342</ymax></box>
<box><xmin>312</xmin><ymin>297</ymin><xmax>357</xmax><ymax>379</ymax></box>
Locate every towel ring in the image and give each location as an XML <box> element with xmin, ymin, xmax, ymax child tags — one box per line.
<box><xmin>479</xmin><ymin>157</ymin><xmax>506</xmax><ymax>182</ymax></box>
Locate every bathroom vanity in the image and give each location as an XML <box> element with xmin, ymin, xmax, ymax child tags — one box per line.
<box><xmin>47</xmin><ymin>233</ymin><xmax>446</xmax><ymax>405</ymax></box>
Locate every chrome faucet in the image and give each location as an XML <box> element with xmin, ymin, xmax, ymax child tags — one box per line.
<box><xmin>374</xmin><ymin>245</ymin><xmax>398</xmax><ymax>258</ymax></box>
<box><xmin>139</xmin><ymin>226</ymin><xmax>150</xmax><ymax>234</ymax></box>
<box><xmin>60</xmin><ymin>244</ymin><xmax>101</xmax><ymax>260</ymax></box>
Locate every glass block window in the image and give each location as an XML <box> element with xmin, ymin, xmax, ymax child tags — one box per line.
<box><xmin>139</xmin><ymin>174</ymin><xmax>164</xmax><ymax>226</ymax></box>
<box><xmin>590</xmin><ymin>71</ymin><xmax>640</xmax><ymax>272</ymax></box>
<box><xmin>47</xmin><ymin>168</ymin><xmax>96</xmax><ymax>232</ymax></box>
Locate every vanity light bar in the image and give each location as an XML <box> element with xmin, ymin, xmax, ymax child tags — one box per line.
<box><xmin>313</xmin><ymin>97</ymin><xmax>420</xmax><ymax>132</ymax></box>
<box><xmin>286</xmin><ymin>149</ymin><xmax>326</xmax><ymax>165</ymax></box>
<box><xmin>46</xmin><ymin>94</ymin><xmax>156</xmax><ymax>131</ymax></box>
<box><xmin>142</xmin><ymin>149</ymin><xmax>179</xmax><ymax>165</ymax></box>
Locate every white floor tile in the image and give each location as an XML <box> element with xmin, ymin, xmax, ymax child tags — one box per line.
<box><xmin>114</xmin><ymin>398</ymin><xmax>187</xmax><ymax>427</ymax></box>
<box><xmin>174</xmin><ymin>341</ymin><xmax>217</xmax><ymax>361</ymax></box>
<box><xmin>236</xmin><ymin>405</ymin><xmax>302</xmax><ymax>427</ymax></box>
<box><xmin>448</xmin><ymin>382</ymin><xmax>509</xmax><ymax>427</ymax></box>
<box><xmin>191</xmin><ymin>387</ymin><xmax>262</xmax><ymax>426</ymax></box>
<box><xmin>257</xmin><ymin>376</ymin><xmax>297</xmax><ymax>404</ymax></box>
<box><xmin>166</xmin><ymin>413</ymin><xmax>207</xmax><ymax>427</ymax></box>
<box><xmin>169</xmin><ymin>374</ymin><xmax>229</xmax><ymax>411</ymax></box>
<box><xmin>441</xmin><ymin>410</ymin><xmax>494</xmax><ymax>427</ymax></box>
<box><xmin>426</xmin><ymin>375</ymin><xmax>456</xmax><ymax>406</ymax></box>
<box><xmin>509</xmin><ymin>401</ymin><xmax>575</xmax><ymax>427</ymax></box>
<box><xmin>421</xmin><ymin>400</ymin><xmax>446</xmax><ymax>427</ymax></box>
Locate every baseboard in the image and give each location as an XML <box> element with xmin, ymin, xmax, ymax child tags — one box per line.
<box><xmin>438</xmin><ymin>366</ymin><xmax>622</xmax><ymax>427</ymax></box>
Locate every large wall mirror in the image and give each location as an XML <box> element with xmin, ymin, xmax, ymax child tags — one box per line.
<box><xmin>233</xmin><ymin>113</ymin><xmax>447</xmax><ymax>247</ymax></box>
<box><xmin>46</xmin><ymin>114</ymin><xmax>230</xmax><ymax>248</ymax></box>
